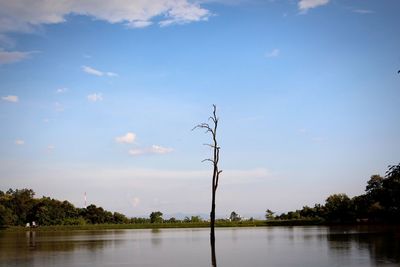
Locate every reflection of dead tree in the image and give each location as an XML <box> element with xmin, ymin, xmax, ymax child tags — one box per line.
<box><xmin>193</xmin><ymin>104</ymin><xmax>222</xmax><ymax>246</ymax></box>
<box><xmin>211</xmin><ymin>235</ymin><xmax>217</xmax><ymax>267</ymax></box>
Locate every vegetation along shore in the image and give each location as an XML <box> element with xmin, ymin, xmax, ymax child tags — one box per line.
<box><xmin>1</xmin><ymin>163</ymin><xmax>399</xmax><ymax>231</ymax></box>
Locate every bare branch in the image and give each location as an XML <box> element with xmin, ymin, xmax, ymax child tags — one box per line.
<box><xmin>203</xmin><ymin>143</ymin><xmax>219</xmax><ymax>149</ymax></box>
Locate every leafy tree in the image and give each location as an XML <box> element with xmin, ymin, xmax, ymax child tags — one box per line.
<box><xmin>230</xmin><ymin>211</ymin><xmax>241</xmax><ymax>222</ymax></box>
<box><xmin>190</xmin><ymin>216</ymin><xmax>203</xmax><ymax>223</ymax></box>
<box><xmin>130</xmin><ymin>217</ymin><xmax>149</xmax><ymax>224</ymax></box>
<box><xmin>149</xmin><ymin>211</ymin><xmax>163</xmax><ymax>223</ymax></box>
<box><xmin>0</xmin><ymin>204</ymin><xmax>14</xmax><ymax>226</ymax></box>
<box><xmin>381</xmin><ymin>163</ymin><xmax>400</xmax><ymax>221</ymax></box>
<box><xmin>167</xmin><ymin>217</ymin><xmax>177</xmax><ymax>223</ymax></box>
<box><xmin>8</xmin><ymin>189</ymin><xmax>35</xmax><ymax>225</ymax></box>
<box><xmin>325</xmin><ymin>193</ymin><xmax>354</xmax><ymax>222</ymax></box>
<box><xmin>113</xmin><ymin>212</ymin><xmax>129</xmax><ymax>224</ymax></box>
<box><xmin>265</xmin><ymin>209</ymin><xmax>275</xmax><ymax>220</ymax></box>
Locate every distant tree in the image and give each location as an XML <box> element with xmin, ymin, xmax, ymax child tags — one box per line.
<box><xmin>0</xmin><ymin>204</ymin><xmax>14</xmax><ymax>226</ymax></box>
<box><xmin>381</xmin><ymin>163</ymin><xmax>400</xmax><ymax>221</ymax></box>
<box><xmin>149</xmin><ymin>211</ymin><xmax>163</xmax><ymax>223</ymax></box>
<box><xmin>230</xmin><ymin>211</ymin><xmax>241</xmax><ymax>222</ymax></box>
<box><xmin>191</xmin><ymin>216</ymin><xmax>202</xmax><ymax>223</ymax></box>
<box><xmin>130</xmin><ymin>217</ymin><xmax>149</xmax><ymax>224</ymax></box>
<box><xmin>351</xmin><ymin>194</ymin><xmax>370</xmax><ymax>220</ymax></box>
<box><xmin>167</xmin><ymin>217</ymin><xmax>177</xmax><ymax>223</ymax></box>
<box><xmin>113</xmin><ymin>212</ymin><xmax>129</xmax><ymax>224</ymax></box>
<box><xmin>265</xmin><ymin>209</ymin><xmax>275</xmax><ymax>220</ymax></box>
<box><xmin>8</xmin><ymin>189</ymin><xmax>35</xmax><ymax>225</ymax></box>
<box><xmin>325</xmin><ymin>193</ymin><xmax>354</xmax><ymax>223</ymax></box>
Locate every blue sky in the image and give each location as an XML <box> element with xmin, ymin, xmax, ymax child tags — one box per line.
<box><xmin>0</xmin><ymin>0</ymin><xmax>399</xmax><ymax>218</ymax></box>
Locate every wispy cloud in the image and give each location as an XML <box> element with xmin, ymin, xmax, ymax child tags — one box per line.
<box><xmin>127</xmin><ymin>20</ymin><xmax>153</xmax><ymax>28</ymax></box>
<box><xmin>82</xmin><ymin>65</ymin><xmax>118</xmax><ymax>77</ymax></box>
<box><xmin>129</xmin><ymin>145</ymin><xmax>173</xmax><ymax>156</ymax></box>
<box><xmin>15</xmin><ymin>139</ymin><xmax>24</xmax><ymax>145</ymax></box>
<box><xmin>87</xmin><ymin>93</ymin><xmax>103</xmax><ymax>102</ymax></box>
<box><xmin>47</xmin><ymin>145</ymin><xmax>55</xmax><ymax>151</ymax></box>
<box><xmin>2</xmin><ymin>95</ymin><xmax>19</xmax><ymax>103</ymax></box>
<box><xmin>353</xmin><ymin>9</ymin><xmax>374</xmax><ymax>14</ymax></box>
<box><xmin>56</xmin><ymin>87</ymin><xmax>68</xmax><ymax>94</ymax></box>
<box><xmin>0</xmin><ymin>50</ymin><xmax>36</xmax><ymax>64</ymax></box>
<box><xmin>0</xmin><ymin>0</ymin><xmax>210</xmax><ymax>34</ymax></box>
<box><xmin>265</xmin><ymin>48</ymin><xmax>280</xmax><ymax>58</ymax></box>
<box><xmin>298</xmin><ymin>0</ymin><xmax>329</xmax><ymax>12</ymax></box>
<box><xmin>115</xmin><ymin>132</ymin><xmax>136</xmax><ymax>144</ymax></box>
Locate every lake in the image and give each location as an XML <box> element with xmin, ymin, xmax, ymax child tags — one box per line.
<box><xmin>0</xmin><ymin>226</ymin><xmax>399</xmax><ymax>267</ymax></box>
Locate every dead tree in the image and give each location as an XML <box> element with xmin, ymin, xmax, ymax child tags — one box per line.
<box><xmin>193</xmin><ymin>104</ymin><xmax>222</xmax><ymax>244</ymax></box>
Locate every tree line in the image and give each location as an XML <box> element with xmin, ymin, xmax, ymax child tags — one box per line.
<box><xmin>267</xmin><ymin>163</ymin><xmax>400</xmax><ymax>223</ymax></box>
<box><xmin>0</xmin><ymin>190</ymin><xmax>208</xmax><ymax>227</ymax></box>
<box><xmin>1</xmin><ymin>162</ymin><xmax>398</xmax><ymax>227</ymax></box>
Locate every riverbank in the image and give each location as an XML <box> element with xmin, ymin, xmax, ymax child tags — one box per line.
<box><xmin>1</xmin><ymin>219</ymin><xmax>325</xmax><ymax>232</ymax></box>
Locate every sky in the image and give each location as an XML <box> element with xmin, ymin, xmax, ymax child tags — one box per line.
<box><xmin>0</xmin><ymin>0</ymin><xmax>399</xmax><ymax>218</ymax></box>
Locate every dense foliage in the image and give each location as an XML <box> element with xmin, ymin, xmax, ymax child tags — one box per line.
<box><xmin>270</xmin><ymin>163</ymin><xmax>400</xmax><ymax>223</ymax></box>
<box><xmin>0</xmin><ymin>189</ymin><xmax>135</xmax><ymax>226</ymax></box>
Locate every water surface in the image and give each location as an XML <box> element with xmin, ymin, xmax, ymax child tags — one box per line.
<box><xmin>0</xmin><ymin>226</ymin><xmax>399</xmax><ymax>267</ymax></box>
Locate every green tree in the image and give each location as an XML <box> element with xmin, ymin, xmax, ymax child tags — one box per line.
<box><xmin>149</xmin><ymin>211</ymin><xmax>163</xmax><ymax>223</ymax></box>
<box><xmin>325</xmin><ymin>193</ymin><xmax>354</xmax><ymax>222</ymax></box>
<box><xmin>230</xmin><ymin>211</ymin><xmax>241</xmax><ymax>222</ymax></box>
<box><xmin>167</xmin><ymin>217</ymin><xmax>177</xmax><ymax>223</ymax></box>
<box><xmin>190</xmin><ymin>216</ymin><xmax>202</xmax><ymax>223</ymax></box>
<box><xmin>113</xmin><ymin>212</ymin><xmax>129</xmax><ymax>224</ymax></box>
<box><xmin>265</xmin><ymin>209</ymin><xmax>275</xmax><ymax>220</ymax></box>
<box><xmin>381</xmin><ymin>163</ymin><xmax>400</xmax><ymax>221</ymax></box>
<box><xmin>0</xmin><ymin>204</ymin><xmax>14</xmax><ymax>226</ymax></box>
<box><xmin>8</xmin><ymin>189</ymin><xmax>35</xmax><ymax>225</ymax></box>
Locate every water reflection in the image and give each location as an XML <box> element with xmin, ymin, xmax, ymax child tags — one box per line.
<box><xmin>327</xmin><ymin>225</ymin><xmax>400</xmax><ymax>265</ymax></box>
<box><xmin>0</xmin><ymin>226</ymin><xmax>399</xmax><ymax>267</ymax></box>
<box><xmin>211</xmin><ymin>234</ymin><xmax>217</xmax><ymax>267</ymax></box>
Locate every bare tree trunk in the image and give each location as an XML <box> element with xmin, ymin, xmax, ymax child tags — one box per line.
<box><xmin>193</xmin><ymin>104</ymin><xmax>222</xmax><ymax>266</ymax></box>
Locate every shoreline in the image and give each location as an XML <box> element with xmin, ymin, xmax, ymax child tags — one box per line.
<box><xmin>8</xmin><ymin>219</ymin><xmax>398</xmax><ymax>232</ymax></box>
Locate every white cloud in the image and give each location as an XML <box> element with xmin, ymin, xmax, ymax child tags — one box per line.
<box><xmin>265</xmin><ymin>48</ymin><xmax>280</xmax><ymax>58</ymax></box>
<box><xmin>150</xmin><ymin>145</ymin><xmax>174</xmax><ymax>154</ymax></box>
<box><xmin>353</xmin><ymin>9</ymin><xmax>374</xmax><ymax>14</ymax></box>
<box><xmin>82</xmin><ymin>65</ymin><xmax>103</xmax><ymax>76</ymax></box>
<box><xmin>106</xmin><ymin>72</ymin><xmax>118</xmax><ymax>77</ymax></box>
<box><xmin>298</xmin><ymin>0</ymin><xmax>329</xmax><ymax>12</ymax></box>
<box><xmin>115</xmin><ymin>132</ymin><xmax>136</xmax><ymax>144</ymax></box>
<box><xmin>2</xmin><ymin>95</ymin><xmax>19</xmax><ymax>102</ymax></box>
<box><xmin>127</xmin><ymin>20</ymin><xmax>153</xmax><ymax>28</ymax></box>
<box><xmin>0</xmin><ymin>0</ymin><xmax>210</xmax><ymax>34</ymax></box>
<box><xmin>87</xmin><ymin>93</ymin><xmax>103</xmax><ymax>102</ymax></box>
<box><xmin>82</xmin><ymin>65</ymin><xmax>118</xmax><ymax>77</ymax></box>
<box><xmin>56</xmin><ymin>87</ymin><xmax>68</xmax><ymax>94</ymax></box>
<box><xmin>129</xmin><ymin>145</ymin><xmax>173</xmax><ymax>156</ymax></box>
<box><xmin>15</xmin><ymin>139</ymin><xmax>24</xmax><ymax>145</ymax></box>
<box><xmin>0</xmin><ymin>50</ymin><xmax>35</xmax><ymax>64</ymax></box>
<box><xmin>47</xmin><ymin>145</ymin><xmax>55</xmax><ymax>151</ymax></box>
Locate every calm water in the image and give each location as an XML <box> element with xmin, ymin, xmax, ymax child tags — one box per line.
<box><xmin>0</xmin><ymin>226</ymin><xmax>399</xmax><ymax>267</ymax></box>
